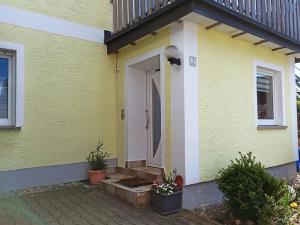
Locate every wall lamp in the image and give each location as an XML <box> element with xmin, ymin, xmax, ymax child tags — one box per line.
<box><xmin>164</xmin><ymin>45</ymin><xmax>181</xmax><ymax>66</ymax></box>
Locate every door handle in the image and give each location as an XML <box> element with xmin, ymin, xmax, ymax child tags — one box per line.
<box><xmin>145</xmin><ymin>110</ymin><xmax>150</xmax><ymax>129</ymax></box>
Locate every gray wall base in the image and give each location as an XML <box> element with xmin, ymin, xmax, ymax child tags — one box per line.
<box><xmin>266</xmin><ymin>162</ymin><xmax>297</xmax><ymax>179</ymax></box>
<box><xmin>183</xmin><ymin>162</ymin><xmax>297</xmax><ymax>209</ymax></box>
<box><xmin>183</xmin><ymin>180</ymin><xmax>223</xmax><ymax>209</ymax></box>
<box><xmin>0</xmin><ymin>158</ymin><xmax>117</xmax><ymax>192</ymax></box>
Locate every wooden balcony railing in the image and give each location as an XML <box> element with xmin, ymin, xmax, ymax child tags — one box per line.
<box><xmin>111</xmin><ymin>0</ymin><xmax>300</xmax><ymax>42</ymax></box>
<box><xmin>112</xmin><ymin>0</ymin><xmax>175</xmax><ymax>32</ymax></box>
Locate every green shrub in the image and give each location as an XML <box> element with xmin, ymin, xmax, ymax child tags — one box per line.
<box><xmin>87</xmin><ymin>140</ymin><xmax>109</xmax><ymax>171</ymax></box>
<box><xmin>297</xmin><ymin>100</ymin><xmax>300</xmax><ymax>113</ymax></box>
<box><xmin>215</xmin><ymin>152</ymin><xmax>291</xmax><ymax>225</ymax></box>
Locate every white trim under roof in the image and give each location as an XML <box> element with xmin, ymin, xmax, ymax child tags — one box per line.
<box><xmin>0</xmin><ymin>4</ymin><xmax>104</xmax><ymax>43</ymax></box>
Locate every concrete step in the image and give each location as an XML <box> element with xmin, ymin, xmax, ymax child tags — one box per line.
<box><xmin>131</xmin><ymin>167</ymin><xmax>165</xmax><ymax>177</ymax></box>
<box><xmin>100</xmin><ymin>166</ymin><xmax>164</xmax><ymax>207</ymax></box>
<box><xmin>106</xmin><ymin>166</ymin><xmax>164</xmax><ymax>181</ymax></box>
<box><xmin>125</xmin><ymin>161</ymin><xmax>165</xmax><ymax>176</ymax></box>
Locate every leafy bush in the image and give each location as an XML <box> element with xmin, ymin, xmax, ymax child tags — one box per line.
<box><xmin>87</xmin><ymin>140</ymin><xmax>109</xmax><ymax>171</ymax></box>
<box><xmin>297</xmin><ymin>100</ymin><xmax>300</xmax><ymax>113</ymax></box>
<box><xmin>215</xmin><ymin>152</ymin><xmax>291</xmax><ymax>225</ymax></box>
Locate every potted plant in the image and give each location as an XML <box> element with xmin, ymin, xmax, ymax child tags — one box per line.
<box><xmin>87</xmin><ymin>140</ymin><xmax>109</xmax><ymax>185</ymax></box>
<box><xmin>151</xmin><ymin>169</ymin><xmax>183</xmax><ymax>215</ymax></box>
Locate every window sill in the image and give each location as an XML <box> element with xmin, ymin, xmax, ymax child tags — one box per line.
<box><xmin>257</xmin><ymin>125</ymin><xmax>288</xmax><ymax>130</ymax></box>
<box><xmin>0</xmin><ymin>125</ymin><xmax>21</xmax><ymax>130</ymax></box>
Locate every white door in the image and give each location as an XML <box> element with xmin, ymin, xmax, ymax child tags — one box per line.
<box><xmin>146</xmin><ymin>70</ymin><xmax>162</xmax><ymax>167</ymax></box>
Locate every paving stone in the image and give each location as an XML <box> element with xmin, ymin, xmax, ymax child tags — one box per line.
<box><xmin>0</xmin><ymin>218</ymin><xmax>14</xmax><ymax>225</ymax></box>
<box><xmin>0</xmin><ymin>186</ymin><xmax>197</xmax><ymax>225</ymax></box>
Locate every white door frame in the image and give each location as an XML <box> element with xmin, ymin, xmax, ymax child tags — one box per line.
<box><xmin>124</xmin><ymin>48</ymin><xmax>166</xmax><ymax>168</ymax></box>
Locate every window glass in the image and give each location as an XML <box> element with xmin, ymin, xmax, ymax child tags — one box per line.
<box><xmin>257</xmin><ymin>72</ymin><xmax>274</xmax><ymax>120</ymax></box>
<box><xmin>0</xmin><ymin>57</ymin><xmax>9</xmax><ymax>119</ymax></box>
<box><xmin>152</xmin><ymin>79</ymin><xmax>161</xmax><ymax>158</ymax></box>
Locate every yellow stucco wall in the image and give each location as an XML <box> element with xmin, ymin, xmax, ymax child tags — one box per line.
<box><xmin>198</xmin><ymin>26</ymin><xmax>294</xmax><ymax>181</ymax></box>
<box><xmin>116</xmin><ymin>29</ymin><xmax>173</xmax><ymax>173</ymax></box>
<box><xmin>115</xmin><ymin>24</ymin><xmax>294</xmax><ymax>179</ymax></box>
<box><xmin>0</xmin><ymin>0</ymin><xmax>112</xmax><ymax>30</ymax></box>
<box><xmin>0</xmin><ymin>0</ymin><xmax>294</xmax><ymax>183</ymax></box>
<box><xmin>0</xmin><ymin>22</ymin><xmax>116</xmax><ymax>171</ymax></box>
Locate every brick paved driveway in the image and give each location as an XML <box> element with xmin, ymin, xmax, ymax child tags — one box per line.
<box><xmin>0</xmin><ymin>185</ymin><xmax>196</xmax><ymax>225</ymax></box>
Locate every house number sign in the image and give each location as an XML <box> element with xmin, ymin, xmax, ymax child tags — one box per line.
<box><xmin>189</xmin><ymin>56</ymin><xmax>197</xmax><ymax>67</ymax></box>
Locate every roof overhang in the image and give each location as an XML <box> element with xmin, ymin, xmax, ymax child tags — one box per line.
<box><xmin>104</xmin><ymin>0</ymin><xmax>300</xmax><ymax>55</ymax></box>
<box><xmin>104</xmin><ymin>0</ymin><xmax>191</xmax><ymax>54</ymax></box>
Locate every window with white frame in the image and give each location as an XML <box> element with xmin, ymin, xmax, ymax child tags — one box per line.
<box><xmin>256</xmin><ymin>65</ymin><xmax>284</xmax><ymax>126</ymax></box>
<box><xmin>0</xmin><ymin>41</ymin><xmax>24</xmax><ymax>128</ymax></box>
<box><xmin>0</xmin><ymin>50</ymin><xmax>15</xmax><ymax>126</ymax></box>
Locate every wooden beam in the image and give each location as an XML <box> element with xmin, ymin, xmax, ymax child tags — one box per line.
<box><xmin>232</xmin><ymin>31</ymin><xmax>247</xmax><ymax>38</ymax></box>
<box><xmin>272</xmin><ymin>47</ymin><xmax>284</xmax><ymax>51</ymax></box>
<box><xmin>130</xmin><ymin>42</ymin><xmax>136</xmax><ymax>46</ymax></box>
<box><xmin>206</xmin><ymin>22</ymin><xmax>222</xmax><ymax>30</ymax></box>
<box><xmin>254</xmin><ymin>39</ymin><xmax>268</xmax><ymax>45</ymax></box>
<box><xmin>286</xmin><ymin>52</ymin><xmax>299</xmax><ymax>56</ymax></box>
<box><xmin>151</xmin><ymin>32</ymin><xmax>157</xmax><ymax>36</ymax></box>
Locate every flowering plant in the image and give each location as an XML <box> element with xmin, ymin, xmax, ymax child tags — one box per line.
<box><xmin>152</xmin><ymin>169</ymin><xmax>182</xmax><ymax>195</ymax></box>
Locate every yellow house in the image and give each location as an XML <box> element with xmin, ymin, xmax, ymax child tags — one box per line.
<box><xmin>0</xmin><ymin>0</ymin><xmax>299</xmax><ymax>209</ymax></box>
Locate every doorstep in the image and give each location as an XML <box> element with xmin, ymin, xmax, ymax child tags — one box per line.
<box><xmin>100</xmin><ymin>166</ymin><xmax>164</xmax><ymax>207</ymax></box>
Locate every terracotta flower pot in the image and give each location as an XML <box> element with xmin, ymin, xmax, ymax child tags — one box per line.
<box><xmin>88</xmin><ymin>170</ymin><xmax>106</xmax><ymax>185</ymax></box>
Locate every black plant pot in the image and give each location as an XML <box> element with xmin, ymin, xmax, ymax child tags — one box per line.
<box><xmin>150</xmin><ymin>190</ymin><xmax>183</xmax><ymax>215</ymax></box>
